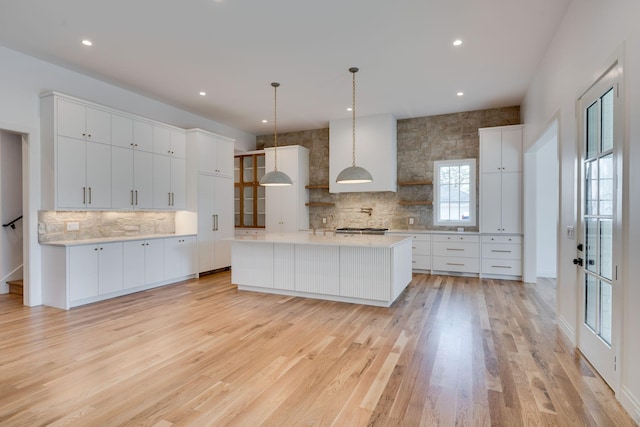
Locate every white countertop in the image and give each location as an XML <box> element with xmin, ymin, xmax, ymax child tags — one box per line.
<box><xmin>386</xmin><ymin>229</ymin><xmax>480</xmax><ymax>235</ymax></box>
<box><xmin>230</xmin><ymin>232</ymin><xmax>411</xmax><ymax>248</ymax></box>
<box><xmin>40</xmin><ymin>233</ymin><xmax>196</xmax><ymax>247</ymax></box>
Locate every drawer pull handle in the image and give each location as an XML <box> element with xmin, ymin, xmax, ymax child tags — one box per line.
<box><xmin>447</xmin><ymin>248</ymin><xmax>464</xmax><ymax>251</ymax></box>
<box><xmin>412</xmin><ymin>261</ymin><xmax>416</xmax><ymax>264</ymax></box>
<box><xmin>491</xmin><ymin>250</ymin><xmax>512</xmax><ymax>253</ymax></box>
<box><xmin>491</xmin><ymin>265</ymin><xmax>512</xmax><ymax>269</ymax></box>
<box><xmin>447</xmin><ymin>262</ymin><xmax>465</xmax><ymax>266</ymax></box>
<box><xmin>412</xmin><ymin>246</ymin><xmax>417</xmax><ymax>249</ymax></box>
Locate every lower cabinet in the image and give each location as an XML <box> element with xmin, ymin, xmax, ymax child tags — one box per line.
<box><xmin>481</xmin><ymin>234</ymin><xmax>523</xmax><ymax>278</ymax></box>
<box><xmin>432</xmin><ymin>234</ymin><xmax>480</xmax><ymax>274</ymax></box>
<box><xmin>42</xmin><ymin>235</ymin><xmax>197</xmax><ymax>310</ymax></box>
<box><xmin>391</xmin><ymin>233</ymin><xmax>431</xmax><ymax>271</ymax></box>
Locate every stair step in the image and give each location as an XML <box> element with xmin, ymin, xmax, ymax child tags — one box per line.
<box><xmin>7</xmin><ymin>279</ymin><xmax>23</xmax><ymax>295</ymax></box>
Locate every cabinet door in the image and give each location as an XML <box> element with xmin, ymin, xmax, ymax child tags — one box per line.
<box><xmin>133</xmin><ymin>150</ymin><xmax>154</xmax><ymax>209</ymax></box>
<box><xmin>501</xmin><ymin>129</ymin><xmax>522</xmax><ymax>172</ymax></box>
<box><xmin>171</xmin><ymin>157</ymin><xmax>186</xmax><ymax>209</ymax></box>
<box><xmin>111</xmin><ymin>114</ymin><xmax>133</xmax><ymax>149</ymax></box>
<box><xmin>153</xmin><ymin>154</ymin><xmax>172</xmax><ymax>209</ymax></box>
<box><xmin>480</xmin><ymin>130</ymin><xmax>502</xmax><ymax>173</ymax></box>
<box><xmin>144</xmin><ymin>239</ymin><xmax>165</xmax><ymax>284</ymax></box>
<box><xmin>85</xmin><ymin>106</ymin><xmax>111</xmax><ymax>144</ymax></box>
<box><xmin>163</xmin><ymin>237</ymin><xmax>182</xmax><ymax>280</ymax></box>
<box><xmin>98</xmin><ymin>243</ymin><xmax>123</xmax><ymax>295</ymax></box>
<box><xmin>481</xmin><ymin>173</ymin><xmax>503</xmax><ymax>233</ymax></box>
<box><xmin>216</xmin><ymin>139</ymin><xmax>234</xmax><ymax>177</ymax></box>
<box><xmin>112</xmin><ymin>146</ymin><xmax>134</xmax><ymax>209</ymax></box>
<box><xmin>134</xmin><ymin>120</ymin><xmax>153</xmax><ymax>152</ymax></box>
<box><xmin>182</xmin><ymin>236</ymin><xmax>197</xmax><ymax>275</ymax></box>
<box><xmin>86</xmin><ymin>141</ymin><xmax>112</xmax><ymax>209</ymax></box>
<box><xmin>69</xmin><ymin>245</ymin><xmax>98</xmax><ymax>301</ymax></box>
<box><xmin>57</xmin><ymin>98</ymin><xmax>87</xmax><ymax>140</ymax></box>
<box><xmin>197</xmin><ymin>174</ymin><xmax>215</xmax><ymax>273</ymax></box>
<box><xmin>213</xmin><ymin>176</ymin><xmax>233</xmax><ymax>269</ymax></box>
<box><xmin>153</xmin><ymin>126</ymin><xmax>172</xmax><ymax>156</ymax></box>
<box><xmin>265</xmin><ymin>188</ymin><xmax>282</xmax><ymax>232</ymax></box>
<box><xmin>123</xmin><ymin>241</ymin><xmax>146</xmax><ymax>289</ymax></box>
<box><xmin>57</xmin><ymin>136</ymin><xmax>87</xmax><ymax>208</ymax></box>
<box><xmin>171</xmin><ymin>130</ymin><xmax>186</xmax><ymax>158</ymax></box>
<box><xmin>501</xmin><ymin>173</ymin><xmax>522</xmax><ymax>233</ymax></box>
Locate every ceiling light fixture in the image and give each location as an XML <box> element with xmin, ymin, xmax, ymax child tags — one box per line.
<box><xmin>336</xmin><ymin>67</ymin><xmax>373</xmax><ymax>184</ymax></box>
<box><xmin>260</xmin><ymin>82</ymin><xmax>293</xmax><ymax>186</ymax></box>
<box><xmin>199</xmin><ymin>91</ymin><xmax>206</xmax><ymax>96</ymax></box>
<box><xmin>457</xmin><ymin>91</ymin><xmax>464</xmax><ymax>96</ymax></box>
<box><xmin>453</xmin><ymin>39</ymin><xmax>462</xmax><ymax>46</ymax></box>
<box><xmin>261</xmin><ymin>119</ymin><xmax>268</xmax><ymax>123</ymax></box>
<box><xmin>81</xmin><ymin>39</ymin><xmax>93</xmax><ymax>46</ymax></box>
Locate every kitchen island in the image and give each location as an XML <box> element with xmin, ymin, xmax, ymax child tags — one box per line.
<box><xmin>231</xmin><ymin>233</ymin><xmax>413</xmax><ymax>307</ymax></box>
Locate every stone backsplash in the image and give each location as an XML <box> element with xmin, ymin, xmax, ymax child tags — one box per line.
<box><xmin>257</xmin><ymin>106</ymin><xmax>520</xmax><ymax>231</ymax></box>
<box><xmin>38</xmin><ymin>210</ymin><xmax>176</xmax><ymax>243</ymax></box>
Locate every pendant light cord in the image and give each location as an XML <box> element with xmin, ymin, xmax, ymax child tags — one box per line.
<box><xmin>272</xmin><ymin>82</ymin><xmax>280</xmax><ymax>172</ymax></box>
<box><xmin>351</xmin><ymin>68</ymin><xmax>357</xmax><ymax>167</ymax></box>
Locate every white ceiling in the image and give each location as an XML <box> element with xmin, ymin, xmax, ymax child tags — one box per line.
<box><xmin>0</xmin><ymin>0</ymin><xmax>570</xmax><ymax>136</ymax></box>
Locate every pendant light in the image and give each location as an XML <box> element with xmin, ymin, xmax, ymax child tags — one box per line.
<box><xmin>336</xmin><ymin>67</ymin><xmax>373</xmax><ymax>184</ymax></box>
<box><xmin>260</xmin><ymin>82</ymin><xmax>293</xmax><ymax>186</ymax></box>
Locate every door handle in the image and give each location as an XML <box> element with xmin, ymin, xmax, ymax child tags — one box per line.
<box><xmin>577</xmin><ymin>243</ymin><xmax>584</xmax><ymax>251</ymax></box>
<box><xmin>135</xmin><ymin>190</ymin><xmax>138</xmax><ymax>205</ymax></box>
<box><xmin>573</xmin><ymin>257</ymin><xmax>584</xmax><ymax>266</ymax></box>
<box><xmin>212</xmin><ymin>214</ymin><xmax>215</xmax><ymax>231</ymax></box>
<box><xmin>88</xmin><ymin>187</ymin><xmax>92</xmax><ymax>204</ymax></box>
<box><xmin>83</xmin><ymin>187</ymin><xmax>86</xmax><ymax>204</ymax></box>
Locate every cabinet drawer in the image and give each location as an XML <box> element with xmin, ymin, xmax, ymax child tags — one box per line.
<box><xmin>481</xmin><ymin>235</ymin><xmax>522</xmax><ymax>244</ymax></box>
<box><xmin>432</xmin><ymin>241</ymin><xmax>479</xmax><ymax>258</ymax></box>
<box><xmin>433</xmin><ymin>234</ymin><xmax>480</xmax><ymax>243</ymax></box>
<box><xmin>412</xmin><ymin>254</ymin><xmax>431</xmax><ymax>270</ymax></box>
<box><xmin>482</xmin><ymin>243</ymin><xmax>521</xmax><ymax>260</ymax></box>
<box><xmin>433</xmin><ymin>256</ymin><xmax>479</xmax><ymax>273</ymax></box>
<box><xmin>411</xmin><ymin>240</ymin><xmax>430</xmax><ymax>255</ymax></box>
<box><xmin>482</xmin><ymin>258</ymin><xmax>522</xmax><ymax>276</ymax></box>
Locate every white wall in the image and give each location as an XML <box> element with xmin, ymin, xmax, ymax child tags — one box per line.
<box><xmin>535</xmin><ymin>136</ymin><xmax>558</xmax><ymax>278</ymax></box>
<box><xmin>0</xmin><ymin>131</ymin><xmax>23</xmax><ymax>293</ymax></box>
<box><xmin>521</xmin><ymin>0</ymin><xmax>640</xmax><ymax>417</ymax></box>
<box><xmin>0</xmin><ymin>45</ymin><xmax>256</xmax><ymax>306</ymax></box>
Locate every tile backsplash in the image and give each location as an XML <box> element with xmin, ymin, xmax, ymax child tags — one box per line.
<box><xmin>38</xmin><ymin>210</ymin><xmax>176</xmax><ymax>243</ymax></box>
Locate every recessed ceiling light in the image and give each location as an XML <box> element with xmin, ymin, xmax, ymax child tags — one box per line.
<box><xmin>199</xmin><ymin>91</ymin><xmax>206</xmax><ymax>96</ymax></box>
<box><xmin>262</xmin><ymin>119</ymin><xmax>268</xmax><ymax>123</ymax></box>
<box><xmin>347</xmin><ymin>107</ymin><xmax>353</xmax><ymax>111</ymax></box>
<box><xmin>82</xmin><ymin>39</ymin><xmax>93</xmax><ymax>46</ymax></box>
<box><xmin>453</xmin><ymin>39</ymin><xmax>462</xmax><ymax>46</ymax></box>
<box><xmin>457</xmin><ymin>92</ymin><xmax>464</xmax><ymax>96</ymax></box>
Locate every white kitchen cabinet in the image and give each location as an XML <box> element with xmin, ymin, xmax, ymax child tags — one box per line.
<box><xmin>197</xmin><ymin>174</ymin><xmax>233</xmax><ymax>272</ymax></box>
<box><xmin>153</xmin><ymin>126</ymin><xmax>186</xmax><ymax>158</ymax></box>
<box><xmin>264</xmin><ymin>145</ymin><xmax>309</xmax><ymax>233</ymax></box>
<box><xmin>479</xmin><ymin>125</ymin><xmax>523</xmax><ymax>234</ymax></box>
<box><xmin>57</xmin><ymin>97</ymin><xmax>111</xmax><ymax>144</ymax></box>
<box><xmin>432</xmin><ymin>234</ymin><xmax>480</xmax><ymax>274</ymax></box>
<box><xmin>112</xmin><ymin>146</ymin><xmax>154</xmax><ymax>209</ymax></box>
<box><xmin>153</xmin><ymin>154</ymin><xmax>186</xmax><ymax>209</ymax></box>
<box><xmin>57</xmin><ymin>136</ymin><xmax>111</xmax><ymax>209</ymax></box>
<box><xmin>164</xmin><ymin>236</ymin><xmax>197</xmax><ymax>280</ymax></box>
<box><xmin>123</xmin><ymin>239</ymin><xmax>165</xmax><ymax>289</ymax></box>
<box><xmin>186</xmin><ymin>129</ymin><xmax>234</xmax><ymax>177</ymax></box>
<box><xmin>69</xmin><ymin>242</ymin><xmax>123</xmax><ymax>302</ymax></box>
<box><xmin>329</xmin><ymin>113</ymin><xmax>397</xmax><ymax>193</ymax></box>
<box><xmin>111</xmin><ymin>114</ymin><xmax>153</xmax><ymax>152</ymax></box>
<box><xmin>481</xmin><ymin>235</ymin><xmax>523</xmax><ymax>279</ymax></box>
<box><xmin>389</xmin><ymin>232</ymin><xmax>431</xmax><ymax>271</ymax></box>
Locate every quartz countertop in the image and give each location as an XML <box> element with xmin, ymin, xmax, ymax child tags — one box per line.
<box><xmin>230</xmin><ymin>232</ymin><xmax>410</xmax><ymax>248</ymax></box>
<box><xmin>40</xmin><ymin>233</ymin><xmax>196</xmax><ymax>247</ymax></box>
<box><xmin>386</xmin><ymin>229</ymin><xmax>480</xmax><ymax>235</ymax></box>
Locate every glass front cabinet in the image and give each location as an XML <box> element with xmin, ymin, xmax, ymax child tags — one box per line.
<box><xmin>234</xmin><ymin>153</ymin><xmax>265</xmax><ymax>228</ymax></box>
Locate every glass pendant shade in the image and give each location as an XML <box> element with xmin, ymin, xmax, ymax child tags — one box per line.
<box><xmin>260</xmin><ymin>81</ymin><xmax>293</xmax><ymax>187</ymax></box>
<box><xmin>260</xmin><ymin>169</ymin><xmax>293</xmax><ymax>186</ymax></box>
<box><xmin>337</xmin><ymin>67</ymin><xmax>373</xmax><ymax>184</ymax></box>
<box><xmin>336</xmin><ymin>165</ymin><xmax>373</xmax><ymax>184</ymax></box>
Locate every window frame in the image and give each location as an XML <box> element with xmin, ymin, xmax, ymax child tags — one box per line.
<box><xmin>433</xmin><ymin>158</ymin><xmax>477</xmax><ymax>227</ymax></box>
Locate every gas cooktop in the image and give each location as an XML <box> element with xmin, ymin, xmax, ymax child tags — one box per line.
<box><xmin>335</xmin><ymin>227</ymin><xmax>388</xmax><ymax>235</ymax></box>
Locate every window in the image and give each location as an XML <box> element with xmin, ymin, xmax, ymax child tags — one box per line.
<box><xmin>433</xmin><ymin>159</ymin><xmax>476</xmax><ymax>226</ymax></box>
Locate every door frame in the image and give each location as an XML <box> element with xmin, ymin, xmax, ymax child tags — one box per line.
<box><xmin>575</xmin><ymin>48</ymin><xmax>625</xmax><ymax>393</ymax></box>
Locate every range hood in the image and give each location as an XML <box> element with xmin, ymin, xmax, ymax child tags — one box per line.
<box><xmin>329</xmin><ymin>113</ymin><xmax>397</xmax><ymax>193</ymax></box>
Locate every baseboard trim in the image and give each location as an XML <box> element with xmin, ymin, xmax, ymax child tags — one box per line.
<box><xmin>557</xmin><ymin>314</ymin><xmax>576</xmax><ymax>346</ymax></box>
<box><xmin>620</xmin><ymin>385</ymin><xmax>640</xmax><ymax>424</ymax></box>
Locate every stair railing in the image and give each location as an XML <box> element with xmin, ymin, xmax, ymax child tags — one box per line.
<box><xmin>2</xmin><ymin>215</ymin><xmax>22</xmax><ymax>230</ymax></box>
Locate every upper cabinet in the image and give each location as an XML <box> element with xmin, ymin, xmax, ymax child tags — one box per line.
<box><xmin>186</xmin><ymin>128</ymin><xmax>234</xmax><ymax>177</ymax></box>
<box><xmin>40</xmin><ymin>91</ymin><xmax>188</xmax><ymax>211</ymax></box>
<box><xmin>329</xmin><ymin>113</ymin><xmax>397</xmax><ymax>193</ymax></box>
<box><xmin>56</xmin><ymin>98</ymin><xmax>111</xmax><ymax>144</ymax></box>
<box><xmin>479</xmin><ymin>125</ymin><xmax>523</xmax><ymax>234</ymax></box>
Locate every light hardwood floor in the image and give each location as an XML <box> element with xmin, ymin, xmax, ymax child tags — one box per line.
<box><xmin>0</xmin><ymin>273</ymin><xmax>635</xmax><ymax>426</ymax></box>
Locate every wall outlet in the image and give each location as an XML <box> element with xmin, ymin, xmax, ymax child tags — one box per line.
<box><xmin>408</xmin><ymin>217</ymin><xmax>414</xmax><ymax>225</ymax></box>
<box><xmin>66</xmin><ymin>221</ymin><xmax>80</xmax><ymax>231</ymax></box>
<box><xmin>322</xmin><ymin>217</ymin><xmax>327</xmax><ymax>224</ymax></box>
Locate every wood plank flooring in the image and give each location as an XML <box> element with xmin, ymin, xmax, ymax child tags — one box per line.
<box><xmin>0</xmin><ymin>273</ymin><xmax>635</xmax><ymax>426</ymax></box>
